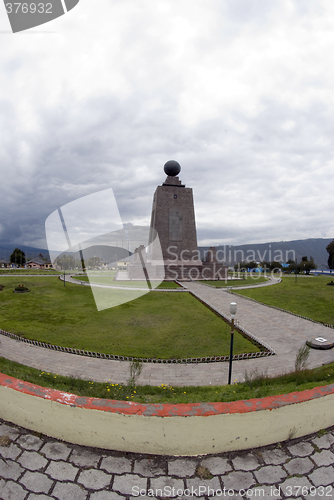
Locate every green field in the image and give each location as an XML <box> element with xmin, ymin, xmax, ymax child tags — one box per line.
<box><xmin>1</xmin><ymin>274</ymin><xmax>334</xmax><ymax>401</ymax></box>
<box><xmin>1</xmin><ymin>356</ymin><xmax>333</xmax><ymax>403</ymax></box>
<box><xmin>234</xmin><ymin>275</ymin><xmax>334</xmax><ymax>324</ymax></box>
<box><xmin>0</xmin><ymin>276</ymin><xmax>259</xmax><ymax>359</ymax></box>
<box><xmin>155</xmin><ymin>280</ymin><xmax>182</xmax><ymax>289</ymax></box>
<box><xmin>0</xmin><ymin>269</ymin><xmax>61</xmax><ymax>275</ymax></box>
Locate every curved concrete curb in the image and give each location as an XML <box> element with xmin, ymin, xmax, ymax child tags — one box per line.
<box><xmin>64</xmin><ymin>274</ymin><xmax>189</xmax><ymax>292</ymax></box>
<box><xmin>198</xmin><ymin>276</ymin><xmax>282</xmax><ymax>290</ymax></box>
<box><xmin>1</xmin><ymin>372</ymin><xmax>334</xmax><ymax>456</ymax></box>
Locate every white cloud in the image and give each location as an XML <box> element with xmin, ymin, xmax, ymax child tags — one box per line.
<box><xmin>0</xmin><ymin>0</ymin><xmax>334</xmax><ymax>249</ymax></box>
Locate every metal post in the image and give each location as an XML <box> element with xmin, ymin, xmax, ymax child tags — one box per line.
<box><xmin>228</xmin><ymin>317</ymin><xmax>234</xmax><ymax>385</ymax></box>
<box><xmin>63</xmin><ymin>255</ymin><xmax>66</xmax><ymax>287</ymax></box>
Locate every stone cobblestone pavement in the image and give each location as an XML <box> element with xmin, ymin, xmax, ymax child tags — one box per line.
<box><xmin>1</xmin><ymin>419</ymin><xmax>333</xmax><ymax>500</ymax></box>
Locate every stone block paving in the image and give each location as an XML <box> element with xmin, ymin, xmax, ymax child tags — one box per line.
<box><xmin>1</xmin><ymin>419</ymin><xmax>333</xmax><ymax>500</ymax></box>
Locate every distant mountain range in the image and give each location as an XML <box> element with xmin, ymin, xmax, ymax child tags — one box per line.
<box><xmin>0</xmin><ymin>238</ymin><xmax>332</xmax><ymax>268</ymax></box>
<box><xmin>71</xmin><ymin>245</ymin><xmax>130</xmax><ymax>264</ymax></box>
<box><xmin>199</xmin><ymin>238</ymin><xmax>333</xmax><ymax>268</ymax></box>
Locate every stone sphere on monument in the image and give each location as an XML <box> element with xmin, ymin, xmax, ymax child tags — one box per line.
<box><xmin>164</xmin><ymin>160</ymin><xmax>181</xmax><ymax>177</ymax></box>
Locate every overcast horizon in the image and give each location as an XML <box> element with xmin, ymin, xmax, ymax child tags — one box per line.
<box><xmin>1</xmin><ymin>0</ymin><xmax>334</xmax><ymax>252</ymax></box>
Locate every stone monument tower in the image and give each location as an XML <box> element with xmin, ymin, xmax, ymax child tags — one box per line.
<box><xmin>148</xmin><ymin>161</ymin><xmax>227</xmax><ymax>280</ymax></box>
<box><xmin>149</xmin><ymin>160</ymin><xmax>199</xmax><ymax>263</ymax></box>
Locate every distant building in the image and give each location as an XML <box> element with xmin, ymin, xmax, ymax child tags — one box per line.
<box><xmin>25</xmin><ymin>257</ymin><xmax>52</xmax><ymax>269</ymax></box>
<box><xmin>0</xmin><ymin>258</ymin><xmax>10</xmax><ymax>268</ymax></box>
<box><xmin>117</xmin><ymin>261</ymin><xmax>129</xmax><ymax>270</ymax></box>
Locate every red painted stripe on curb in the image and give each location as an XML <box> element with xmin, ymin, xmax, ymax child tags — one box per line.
<box><xmin>1</xmin><ymin>372</ymin><xmax>334</xmax><ymax>417</ymax></box>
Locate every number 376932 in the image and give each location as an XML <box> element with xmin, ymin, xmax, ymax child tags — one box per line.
<box><xmin>5</xmin><ymin>3</ymin><xmax>53</xmax><ymax>14</ymax></box>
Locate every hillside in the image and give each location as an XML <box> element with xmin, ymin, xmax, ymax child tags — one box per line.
<box><xmin>199</xmin><ymin>238</ymin><xmax>332</xmax><ymax>268</ymax></box>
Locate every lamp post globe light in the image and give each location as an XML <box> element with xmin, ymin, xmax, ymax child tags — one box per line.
<box><xmin>228</xmin><ymin>302</ymin><xmax>237</xmax><ymax>385</ymax></box>
<box><xmin>230</xmin><ymin>302</ymin><xmax>237</xmax><ymax>317</ymax></box>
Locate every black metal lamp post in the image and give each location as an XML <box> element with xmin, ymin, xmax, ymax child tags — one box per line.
<box><xmin>228</xmin><ymin>302</ymin><xmax>237</xmax><ymax>385</ymax></box>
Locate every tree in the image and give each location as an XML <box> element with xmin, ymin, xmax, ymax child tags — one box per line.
<box><xmin>269</xmin><ymin>261</ymin><xmax>282</xmax><ymax>272</ymax></box>
<box><xmin>287</xmin><ymin>260</ymin><xmax>298</xmax><ymax>274</ymax></box>
<box><xmin>55</xmin><ymin>254</ymin><xmax>75</xmax><ymax>270</ymax></box>
<box><xmin>290</xmin><ymin>256</ymin><xmax>316</xmax><ymax>275</ymax></box>
<box><xmin>300</xmin><ymin>257</ymin><xmax>316</xmax><ymax>275</ymax></box>
<box><xmin>87</xmin><ymin>256</ymin><xmax>102</xmax><ymax>269</ymax></box>
<box><xmin>234</xmin><ymin>261</ymin><xmax>257</xmax><ymax>271</ymax></box>
<box><xmin>234</xmin><ymin>261</ymin><xmax>247</xmax><ymax>271</ymax></box>
<box><xmin>246</xmin><ymin>261</ymin><xmax>258</xmax><ymax>270</ymax></box>
<box><xmin>10</xmin><ymin>248</ymin><xmax>26</xmax><ymax>267</ymax></box>
<box><xmin>259</xmin><ymin>261</ymin><xmax>282</xmax><ymax>271</ymax></box>
<box><xmin>326</xmin><ymin>240</ymin><xmax>334</xmax><ymax>269</ymax></box>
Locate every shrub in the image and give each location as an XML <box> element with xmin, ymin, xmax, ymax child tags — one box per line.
<box><xmin>295</xmin><ymin>343</ymin><xmax>311</xmax><ymax>372</ymax></box>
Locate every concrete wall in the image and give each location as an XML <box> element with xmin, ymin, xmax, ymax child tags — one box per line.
<box><xmin>1</xmin><ymin>373</ymin><xmax>333</xmax><ymax>456</ymax></box>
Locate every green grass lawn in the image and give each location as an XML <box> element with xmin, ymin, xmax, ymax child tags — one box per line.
<box><xmin>156</xmin><ymin>281</ymin><xmax>181</xmax><ymax>289</ymax></box>
<box><xmin>72</xmin><ymin>275</ymin><xmax>181</xmax><ymax>289</ymax></box>
<box><xmin>234</xmin><ymin>275</ymin><xmax>334</xmax><ymax>324</ymax></box>
<box><xmin>71</xmin><ymin>274</ymin><xmax>90</xmax><ymax>281</ymax></box>
<box><xmin>200</xmin><ymin>276</ymin><xmax>268</xmax><ymax>287</ymax></box>
<box><xmin>0</xmin><ymin>277</ymin><xmax>259</xmax><ymax>359</ymax></box>
<box><xmin>0</xmin><ymin>269</ymin><xmax>61</xmax><ymax>275</ymax></box>
<box><xmin>1</xmin><ymin>274</ymin><xmax>334</xmax><ymax>402</ymax></box>
<box><xmin>73</xmin><ymin>274</ymin><xmax>181</xmax><ymax>289</ymax></box>
<box><xmin>1</xmin><ymin>356</ymin><xmax>333</xmax><ymax>404</ymax></box>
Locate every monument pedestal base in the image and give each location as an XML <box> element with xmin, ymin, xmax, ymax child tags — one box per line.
<box><xmin>128</xmin><ymin>261</ymin><xmax>227</xmax><ymax>281</ymax></box>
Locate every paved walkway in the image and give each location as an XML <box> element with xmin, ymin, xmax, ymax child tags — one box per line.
<box><xmin>0</xmin><ymin>281</ymin><xmax>333</xmax><ymax>386</ymax></box>
<box><xmin>1</xmin><ymin>418</ymin><xmax>333</xmax><ymax>499</ymax></box>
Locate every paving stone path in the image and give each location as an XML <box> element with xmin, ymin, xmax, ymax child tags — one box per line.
<box><xmin>1</xmin><ymin>419</ymin><xmax>334</xmax><ymax>499</ymax></box>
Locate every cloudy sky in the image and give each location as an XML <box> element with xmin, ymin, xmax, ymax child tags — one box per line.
<box><xmin>1</xmin><ymin>0</ymin><xmax>334</xmax><ymax>253</ymax></box>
